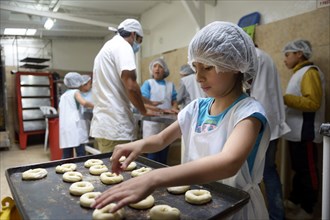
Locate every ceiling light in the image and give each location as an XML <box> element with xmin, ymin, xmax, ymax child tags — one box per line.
<box><xmin>44</xmin><ymin>18</ymin><xmax>55</xmax><ymax>30</ymax></box>
<box><xmin>4</xmin><ymin>28</ymin><xmax>26</xmax><ymax>35</ymax></box>
<box><xmin>26</xmin><ymin>29</ymin><xmax>37</xmax><ymax>36</ymax></box>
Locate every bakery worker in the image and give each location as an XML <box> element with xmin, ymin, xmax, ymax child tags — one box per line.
<box><xmin>141</xmin><ymin>58</ymin><xmax>179</xmax><ymax>164</ymax></box>
<box><xmin>59</xmin><ymin>72</ymin><xmax>94</xmax><ymax>159</ymax></box>
<box><xmin>176</xmin><ymin>64</ymin><xmax>206</xmax><ymax>108</ymax></box>
<box><xmin>90</xmin><ymin>19</ymin><xmax>158</xmax><ymax>153</ymax></box>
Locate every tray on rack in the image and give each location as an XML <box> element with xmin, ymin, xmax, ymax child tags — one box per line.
<box><xmin>6</xmin><ymin>153</ymin><xmax>249</xmax><ymax>220</ymax></box>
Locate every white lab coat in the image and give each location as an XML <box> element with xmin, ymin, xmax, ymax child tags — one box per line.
<box><xmin>179</xmin><ymin>97</ymin><xmax>270</xmax><ymax>219</ymax></box>
<box><xmin>143</xmin><ymin>79</ymin><xmax>174</xmax><ymax>137</ymax></box>
<box><xmin>251</xmin><ymin>48</ymin><xmax>291</xmax><ymax>140</ymax></box>
<box><xmin>59</xmin><ymin>89</ymin><xmax>81</xmax><ymax>149</ymax></box>
<box><xmin>78</xmin><ymin>91</ymin><xmax>93</xmax><ymax>144</ymax></box>
<box><xmin>91</xmin><ymin>34</ymin><xmax>137</xmax><ymax>141</ymax></box>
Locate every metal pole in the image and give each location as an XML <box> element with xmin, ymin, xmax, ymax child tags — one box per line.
<box><xmin>320</xmin><ymin>123</ymin><xmax>330</xmax><ymax>220</ymax></box>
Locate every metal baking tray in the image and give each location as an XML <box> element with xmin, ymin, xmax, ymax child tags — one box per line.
<box><xmin>6</xmin><ymin>153</ymin><xmax>249</xmax><ymax>220</ymax></box>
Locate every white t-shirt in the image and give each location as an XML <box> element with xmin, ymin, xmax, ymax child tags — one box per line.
<box><xmin>90</xmin><ymin>34</ymin><xmax>137</xmax><ymax>141</ymax></box>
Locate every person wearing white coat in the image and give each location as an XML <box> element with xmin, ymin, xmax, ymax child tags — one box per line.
<box><xmin>250</xmin><ymin>47</ymin><xmax>291</xmax><ymax>220</ymax></box>
<box><xmin>141</xmin><ymin>58</ymin><xmax>179</xmax><ymax>164</ymax></box>
<box><xmin>92</xmin><ymin>21</ymin><xmax>271</xmax><ymax>219</ymax></box>
<box><xmin>59</xmin><ymin>72</ymin><xmax>94</xmax><ymax>159</ymax></box>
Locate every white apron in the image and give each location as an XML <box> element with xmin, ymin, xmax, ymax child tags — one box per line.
<box><xmin>59</xmin><ymin>89</ymin><xmax>81</xmax><ymax>149</ymax></box>
<box><xmin>143</xmin><ymin>79</ymin><xmax>173</xmax><ymax>137</ymax></box>
<box><xmin>179</xmin><ymin>97</ymin><xmax>270</xmax><ymax>219</ymax></box>
<box><xmin>284</xmin><ymin>65</ymin><xmax>325</xmax><ymax>143</ymax></box>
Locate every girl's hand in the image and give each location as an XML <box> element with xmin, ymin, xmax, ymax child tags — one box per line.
<box><xmin>91</xmin><ymin>172</ymin><xmax>156</xmax><ymax>213</ymax></box>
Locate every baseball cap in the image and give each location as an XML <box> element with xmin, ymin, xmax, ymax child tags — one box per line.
<box><xmin>118</xmin><ymin>19</ymin><xmax>143</xmax><ymax>37</ymax></box>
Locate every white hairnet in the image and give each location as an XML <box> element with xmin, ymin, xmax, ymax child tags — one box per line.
<box><xmin>149</xmin><ymin>58</ymin><xmax>170</xmax><ymax>78</ymax></box>
<box><xmin>282</xmin><ymin>39</ymin><xmax>312</xmax><ymax>59</ymax></box>
<box><xmin>118</xmin><ymin>18</ymin><xmax>143</xmax><ymax>37</ymax></box>
<box><xmin>180</xmin><ymin>64</ymin><xmax>195</xmax><ymax>76</ymax></box>
<box><xmin>81</xmin><ymin>75</ymin><xmax>91</xmax><ymax>85</ymax></box>
<box><xmin>64</xmin><ymin>72</ymin><xmax>83</xmax><ymax>88</ymax></box>
<box><xmin>188</xmin><ymin>21</ymin><xmax>257</xmax><ymax>89</ymax></box>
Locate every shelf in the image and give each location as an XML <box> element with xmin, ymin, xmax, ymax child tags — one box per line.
<box><xmin>20</xmin><ymin>57</ymin><xmax>50</xmax><ymax>63</ymax></box>
<box><xmin>20</xmin><ymin>64</ymin><xmax>49</xmax><ymax>69</ymax></box>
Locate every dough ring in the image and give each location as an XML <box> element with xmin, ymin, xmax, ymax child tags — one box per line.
<box><xmin>55</xmin><ymin>163</ymin><xmax>77</xmax><ymax>173</ymax></box>
<box><xmin>69</xmin><ymin>181</ymin><xmax>94</xmax><ymax>196</ymax></box>
<box><xmin>167</xmin><ymin>185</ymin><xmax>190</xmax><ymax>194</ymax></box>
<box><xmin>149</xmin><ymin>204</ymin><xmax>180</xmax><ymax>220</ymax></box>
<box><xmin>63</xmin><ymin>171</ymin><xmax>83</xmax><ymax>182</ymax></box>
<box><xmin>185</xmin><ymin>189</ymin><xmax>212</xmax><ymax>205</ymax></box>
<box><xmin>93</xmin><ymin>203</ymin><xmax>125</xmax><ymax>220</ymax></box>
<box><xmin>22</xmin><ymin>168</ymin><xmax>47</xmax><ymax>180</ymax></box>
<box><xmin>131</xmin><ymin>167</ymin><xmax>152</xmax><ymax>177</ymax></box>
<box><xmin>100</xmin><ymin>172</ymin><xmax>124</xmax><ymax>185</ymax></box>
<box><xmin>80</xmin><ymin>191</ymin><xmax>101</xmax><ymax>208</ymax></box>
<box><xmin>129</xmin><ymin>195</ymin><xmax>155</xmax><ymax>210</ymax></box>
<box><xmin>110</xmin><ymin>156</ymin><xmax>126</xmax><ymax>163</ymax></box>
<box><xmin>123</xmin><ymin>161</ymin><xmax>137</xmax><ymax>171</ymax></box>
<box><xmin>89</xmin><ymin>164</ymin><xmax>108</xmax><ymax>175</ymax></box>
<box><xmin>84</xmin><ymin>159</ymin><xmax>103</xmax><ymax>168</ymax></box>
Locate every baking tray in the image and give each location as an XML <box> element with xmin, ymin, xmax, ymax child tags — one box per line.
<box><xmin>6</xmin><ymin>153</ymin><xmax>249</xmax><ymax>220</ymax></box>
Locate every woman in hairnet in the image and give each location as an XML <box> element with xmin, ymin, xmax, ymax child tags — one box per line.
<box><xmin>140</xmin><ymin>58</ymin><xmax>179</xmax><ymax>164</ymax></box>
<box><xmin>92</xmin><ymin>21</ymin><xmax>270</xmax><ymax>219</ymax></box>
<box><xmin>59</xmin><ymin>72</ymin><xmax>94</xmax><ymax>159</ymax></box>
<box><xmin>282</xmin><ymin>39</ymin><xmax>325</xmax><ymax>219</ymax></box>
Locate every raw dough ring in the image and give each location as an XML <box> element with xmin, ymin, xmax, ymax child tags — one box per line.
<box><xmin>129</xmin><ymin>195</ymin><xmax>155</xmax><ymax>209</ymax></box>
<box><xmin>110</xmin><ymin>156</ymin><xmax>126</xmax><ymax>163</ymax></box>
<box><xmin>185</xmin><ymin>189</ymin><xmax>212</xmax><ymax>205</ymax></box>
<box><xmin>123</xmin><ymin>161</ymin><xmax>137</xmax><ymax>171</ymax></box>
<box><xmin>22</xmin><ymin>168</ymin><xmax>47</xmax><ymax>180</ymax></box>
<box><xmin>80</xmin><ymin>192</ymin><xmax>101</xmax><ymax>208</ymax></box>
<box><xmin>55</xmin><ymin>163</ymin><xmax>77</xmax><ymax>173</ymax></box>
<box><xmin>131</xmin><ymin>167</ymin><xmax>152</xmax><ymax>177</ymax></box>
<box><xmin>84</xmin><ymin>159</ymin><xmax>103</xmax><ymax>168</ymax></box>
<box><xmin>89</xmin><ymin>164</ymin><xmax>108</xmax><ymax>175</ymax></box>
<box><xmin>100</xmin><ymin>172</ymin><xmax>124</xmax><ymax>185</ymax></box>
<box><xmin>167</xmin><ymin>185</ymin><xmax>190</xmax><ymax>194</ymax></box>
<box><xmin>93</xmin><ymin>203</ymin><xmax>125</xmax><ymax>220</ymax></box>
<box><xmin>69</xmin><ymin>181</ymin><xmax>94</xmax><ymax>196</ymax></box>
<box><xmin>63</xmin><ymin>171</ymin><xmax>83</xmax><ymax>182</ymax></box>
<box><xmin>149</xmin><ymin>204</ymin><xmax>180</xmax><ymax>220</ymax></box>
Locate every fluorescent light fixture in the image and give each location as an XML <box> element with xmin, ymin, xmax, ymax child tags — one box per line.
<box><xmin>26</xmin><ymin>29</ymin><xmax>37</xmax><ymax>36</ymax></box>
<box><xmin>4</xmin><ymin>28</ymin><xmax>37</xmax><ymax>36</ymax></box>
<box><xmin>4</xmin><ymin>28</ymin><xmax>26</xmax><ymax>35</ymax></box>
<box><xmin>44</xmin><ymin>18</ymin><xmax>55</xmax><ymax>30</ymax></box>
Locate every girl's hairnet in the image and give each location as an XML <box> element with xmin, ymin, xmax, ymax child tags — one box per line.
<box><xmin>64</xmin><ymin>72</ymin><xmax>83</xmax><ymax>88</ymax></box>
<box><xmin>187</xmin><ymin>21</ymin><xmax>257</xmax><ymax>89</ymax></box>
<box><xmin>81</xmin><ymin>75</ymin><xmax>91</xmax><ymax>85</ymax></box>
<box><xmin>180</xmin><ymin>64</ymin><xmax>195</xmax><ymax>76</ymax></box>
<box><xmin>149</xmin><ymin>58</ymin><xmax>170</xmax><ymax>78</ymax></box>
<box><xmin>282</xmin><ymin>39</ymin><xmax>312</xmax><ymax>59</ymax></box>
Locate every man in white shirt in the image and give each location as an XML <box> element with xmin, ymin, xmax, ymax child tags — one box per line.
<box><xmin>91</xmin><ymin>19</ymin><xmax>154</xmax><ymax>153</ymax></box>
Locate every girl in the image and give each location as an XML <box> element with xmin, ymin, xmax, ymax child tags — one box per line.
<box><xmin>92</xmin><ymin>21</ymin><xmax>270</xmax><ymax>219</ymax></box>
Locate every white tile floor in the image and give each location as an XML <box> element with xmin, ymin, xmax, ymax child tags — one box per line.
<box><xmin>0</xmin><ymin>143</ymin><xmax>49</xmax><ymax>206</ymax></box>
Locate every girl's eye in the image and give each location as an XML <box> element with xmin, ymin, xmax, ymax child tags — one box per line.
<box><xmin>205</xmin><ymin>66</ymin><xmax>214</xmax><ymax>71</ymax></box>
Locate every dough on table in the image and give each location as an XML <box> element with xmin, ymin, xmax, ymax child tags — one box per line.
<box><xmin>80</xmin><ymin>192</ymin><xmax>101</xmax><ymax>208</ymax></box>
<box><xmin>100</xmin><ymin>172</ymin><xmax>124</xmax><ymax>185</ymax></box>
<box><xmin>93</xmin><ymin>203</ymin><xmax>125</xmax><ymax>220</ymax></box>
<box><xmin>129</xmin><ymin>195</ymin><xmax>155</xmax><ymax>209</ymax></box>
<box><xmin>89</xmin><ymin>164</ymin><xmax>108</xmax><ymax>175</ymax></box>
<box><xmin>131</xmin><ymin>167</ymin><xmax>152</xmax><ymax>177</ymax></box>
<box><xmin>55</xmin><ymin>163</ymin><xmax>77</xmax><ymax>173</ymax></box>
<box><xmin>149</xmin><ymin>204</ymin><xmax>180</xmax><ymax>220</ymax></box>
<box><xmin>167</xmin><ymin>185</ymin><xmax>190</xmax><ymax>194</ymax></box>
<box><xmin>63</xmin><ymin>171</ymin><xmax>83</xmax><ymax>182</ymax></box>
<box><xmin>84</xmin><ymin>159</ymin><xmax>103</xmax><ymax>168</ymax></box>
<box><xmin>69</xmin><ymin>181</ymin><xmax>94</xmax><ymax>196</ymax></box>
<box><xmin>22</xmin><ymin>168</ymin><xmax>47</xmax><ymax>180</ymax></box>
<box><xmin>185</xmin><ymin>189</ymin><xmax>212</xmax><ymax>205</ymax></box>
